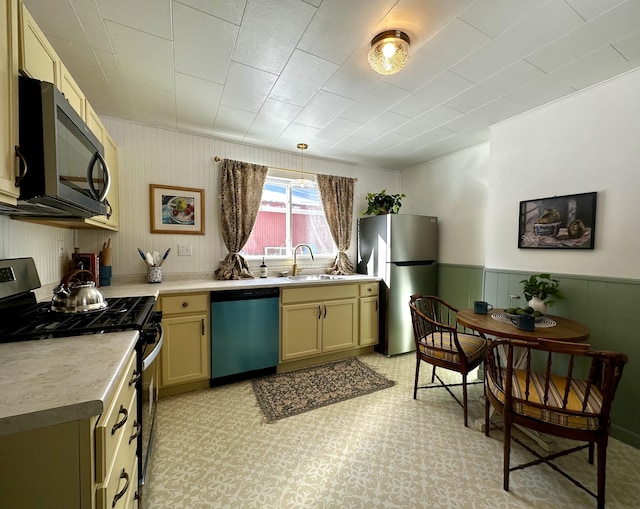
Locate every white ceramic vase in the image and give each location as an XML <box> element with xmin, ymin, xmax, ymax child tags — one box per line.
<box><xmin>528</xmin><ymin>296</ymin><xmax>547</xmax><ymax>314</ymax></box>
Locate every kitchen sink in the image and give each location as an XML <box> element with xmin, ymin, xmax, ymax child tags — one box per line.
<box><xmin>285</xmin><ymin>275</ymin><xmax>346</xmax><ymax>281</ymax></box>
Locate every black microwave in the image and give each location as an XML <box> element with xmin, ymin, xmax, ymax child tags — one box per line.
<box><xmin>14</xmin><ymin>76</ymin><xmax>111</xmax><ymax>218</ymax></box>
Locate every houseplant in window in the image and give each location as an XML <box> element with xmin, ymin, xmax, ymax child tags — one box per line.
<box><xmin>520</xmin><ymin>273</ymin><xmax>563</xmax><ymax>313</ymax></box>
<box><xmin>363</xmin><ymin>189</ymin><xmax>406</xmax><ymax>216</ymax></box>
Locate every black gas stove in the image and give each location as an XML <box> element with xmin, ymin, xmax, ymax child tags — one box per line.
<box><xmin>0</xmin><ymin>295</ymin><xmax>157</xmax><ymax>342</ymax></box>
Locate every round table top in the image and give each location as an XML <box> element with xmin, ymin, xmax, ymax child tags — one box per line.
<box><xmin>456</xmin><ymin>308</ymin><xmax>590</xmax><ymax>342</ymax></box>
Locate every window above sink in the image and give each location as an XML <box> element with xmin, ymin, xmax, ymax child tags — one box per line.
<box><xmin>242</xmin><ymin>176</ymin><xmax>336</xmax><ymax>259</ymax></box>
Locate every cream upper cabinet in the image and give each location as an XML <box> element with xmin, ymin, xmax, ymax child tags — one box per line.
<box><xmin>11</xmin><ymin>2</ymin><xmax>120</xmax><ymax>231</ymax></box>
<box><xmin>359</xmin><ymin>283</ymin><xmax>380</xmax><ymax>347</ymax></box>
<box><xmin>59</xmin><ymin>62</ymin><xmax>85</xmax><ymax>118</ymax></box>
<box><xmin>0</xmin><ymin>0</ymin><xmax>20</xmax><ymax>206</ymax></box>
<box><xmin>281</xmin><ymin>284</ymin><xmax>358</xmax><ymax>362</ymax></box>
<box><xmin>18</xmin><ymin>2</ymin><xmax>59</xmax><ymax>84</ymax></box>
<box><xmin>159</xmin><ymin>293</ymin><xmax>210</xmax><ymax>388</ymax></box>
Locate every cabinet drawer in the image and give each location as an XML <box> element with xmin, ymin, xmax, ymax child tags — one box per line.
<box><xmin>97</xmin><ymin>422</ymin><xmax>138</xmax><ymax>509</ymax></box>
<box><xmin>359</xmin><ymin>282</ymin><xmax>379</xmax><ymax>296</ymax></box>
<box><xmin>282</xmin><ymin>284</ymin><xmax>357</xmax><ymax>304</ymax></box>
<box><xmin>96</xmin><ymin>351</ymin><xmax>139</xmax><ymax>483</ymax></box>
<box><xmin>161</xmin><ymin>293</ymin><xmax>209</xmax><ymax>315</ymax></box>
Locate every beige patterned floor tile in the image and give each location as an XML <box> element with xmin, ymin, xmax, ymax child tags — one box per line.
<box><xmin>144</xmin><ymin>353</ymin><xmax>640</xmax><ymax>508</ymax></box>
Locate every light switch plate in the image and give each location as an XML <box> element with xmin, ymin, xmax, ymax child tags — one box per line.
<box><xmin>178</xmin><ymin>244</ymin><xmax>192</xmax><ymax>256</ymax></box>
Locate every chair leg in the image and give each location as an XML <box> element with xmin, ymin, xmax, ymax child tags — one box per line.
<box><xmin>588</xmin><ymin>441</ymin><xmax>595</xmax><ymax>465</ymax></box>
<box><xmin>503</xmin><ymin>414</ymin><xmax>512</xmax><ymax>492</ymax></box>
<box><xmin>413</xmin><ymin>357</ymin><xmax>421</xmax><ymax>399</ymax></box>
<box><xmin>484</xmin><ymin>389</ymin><xmax>490</xmax><ymax>437</ymax></box>
<box><xmin>431</xmin><ymin>365</ymin><xmax>436</xmax><ymax>383</ymax></box>
<box><xmin>597</xmin><ymin>436</ymin><xmax>608</xmax><ymax>509</ymax></box>
<box><xmin>462</xmin><ymin>373</ymin><xmax>468</xmax><ymax>427</ymax></box>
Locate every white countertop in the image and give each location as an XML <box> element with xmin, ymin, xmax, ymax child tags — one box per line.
<box><xmin>98</xmin><ymin>273</ymin><xmax>380</xmax><ymax>298</ymax></box>
<box><xmin>1</xmin><ymin>274</ymin><xmax>380</xmax><ymax>437</ymax></box>
<box><xmin>0</xmin><ymin>331</ymin><xmax>138</xmax><ymax>437</ymax></box>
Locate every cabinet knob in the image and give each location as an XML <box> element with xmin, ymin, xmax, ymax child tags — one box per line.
<box><xmin>182</xmin><ymin>302</ymin><xmax>189</xmax><ymax>307</ymax></box>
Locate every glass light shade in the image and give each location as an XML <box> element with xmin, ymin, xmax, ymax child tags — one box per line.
<box><xmin>368</xmin><ymin>30</ymin><xmax>410</xmax><ymax>75</ymax></box>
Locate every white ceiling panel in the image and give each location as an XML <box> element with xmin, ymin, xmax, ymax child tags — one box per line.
<box><xmin>356</xmin><ymin>132</ymin><xmax>412</xmax><ymax>157</ymax></box>
<box><xmin>176</xmin><ymin>73</ymin><xmax>222</xmax><ymax>133</ymax></box>
<box><xmin>544</xmin><ymin>45</ymin><xmax>636</xmax><ymax>91</ymax></box>
<box><xmin>173</xmin><ymin>2</ymin><xmax>238</xmax><ymax>84</ymax></box>
<box><xmin>298</xmin><ymin>0</ymin><xmax>396</xmax><ymax>64</ymax></box>
<box><xmin>270</xmin><ymin>50</ymin><xmax>339</xmax><ymax>106</ymax></box>
<box><xmin>213</xmin><ymin>105</ymin><xmax>256</xmax><ymax>138</ymax></box>
<box><xmin>314</xmin><ymin>118</ymin><xmax>363</xmax><ymax>146</ymax></box>
<box><xmin>251</xmin><ymin>99</ymin><xmax>303</xmax><ymax>133</ymax></box>
<box><xmin>352</xmin><ymin>111</ymin><xmax>410</xmax><ymax>142</ymax></box>
<box><xmin>391</xmin><ymin>71</ymin><xmax>474</xmax><ymax>118</ymax></box>
<box><xmin>376</xmin><ymin>0</ymin><xmax>475</xmax><ymax>43</ymax></box>
<box><xmin>232</xmin><ymin>0</ymin><xmax>316</xmax><ymax>74</ymax></box>
<box><xmin>527</xmin><ymin>0</ymin><xmax>640</xmax><ymax>73</ymax></box>
<box><xmin>341</xmin><ymin>82</ymin><xmax>410</xmax><ymax>124</ymax></box>
<box><xmin>22</xmin><ymin>0</ymin><xmax>640</xmax><ymax>170</ymax></box>
<box><xmin>23</xmin><ymin>0</ymin><xmax>86</xmax><ymax>45</ymax></box>
<box><xmin>444</xmin><ymin>60</ymin><xmax>545</xmax><ymax>113</ymax></box>
<box><xmin>322</xmin><ymin>47</ymin><xmax>382</xmax><ymax>100</ymax></box>
<box><xmin>441</xmin><ymin>98</ymin><xmax>522</xmax><ymax>134</ymax></box>
<box><xmin>105</xmin><ymin>20</ymin><xmax>175</xmax><ymax>92</ymax></box>
<box><xmin>220</xmin><ymin>62</ymin><xmax>277</xmax><ymax>112</ymax></box>
<box><xmin>457</xmin><ymin>0</ymin><xmax>540</xmax><ymax>38</ymax></box>
<box><xmin>451</xmin><ymin>2</ymin><xmax>584</xmax><ymax>83</ymax></box>
<box><xmin>295</xmin><ymin>91</ymin><xmax>355</xmax><ymax>130</ymax></box>
<box><xmin>96</xmin><ymin>0</ymin><xmax>172</xmax><ymax>39</ymax></box>
<box><xmin>386</xmin><ymin>18</ymin><xmax>490</xmax><ymax>93</ymax></box>
<box><xmin>565</xmin><ymin>0</ymin><xmax>628</xmax><ymax>21</ymax></box>
<box><xmin>127</xmin><ymin>83</ymin><xmax>176</xmax><ymax>128</ymax></box>
<box><xmin>177</xmin><ymin>0</ymin><xmax>247</xmax><ymax>25</ymax></box>
<box><xmin>613</xmin><ymin>29</ymin><xmax>640</xmax><ymax>62</ymax></box>
<box><xmin>393</xmin><ymin>105</ymin><xmax>462</xmax><ymax>137</ymax></box>
<box><xmin>93</xmin><ymin>49</ymin><xmax>136</xmax><ymax>119</ymax></box>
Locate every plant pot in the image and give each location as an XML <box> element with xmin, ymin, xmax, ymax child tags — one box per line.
<box><xmin>528</xmin><ymin>296</ymin><xmax>547</xmax><ymax>314</ymax></box>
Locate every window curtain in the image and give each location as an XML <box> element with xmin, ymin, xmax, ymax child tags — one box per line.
<box><xmin>316</xmin><ymin>174</ymin><xmax>355</xmax><ymax>275</ymax></box>
<box><xmin>214</xmin><ymin>158</ymin><xmax>267</xmax><ymax>280</ymax></box>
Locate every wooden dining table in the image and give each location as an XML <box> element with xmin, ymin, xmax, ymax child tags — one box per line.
<box><xmin>457</xmin><ymin>308</ymin><xmax>590</xmax><ymax>449</ymax></box>
<box><xmin>456</xmin><ymin>308</ymin><xmax>590</xmax><ymax>342</ymax></box>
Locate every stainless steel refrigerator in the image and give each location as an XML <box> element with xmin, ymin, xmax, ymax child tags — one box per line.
<box><xmin>357</xmin><ymin>214</ymin><xmax>438</xmax><ymax>356</ymax></box>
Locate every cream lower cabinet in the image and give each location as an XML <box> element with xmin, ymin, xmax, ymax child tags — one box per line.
<box><xmin>281</xmin><ymin>284</ymin><xmax>358</xmax><ymax>362</ymax></box>
<box><xmin>158</xmin><ymin>293</ymin><xmax>210</xmax><ymax>390</ymax></box>
<box><xmin>359</xmin><ymin>282</ymin><xmax>380</xmax><ymax>346</ymax></box>
<box><xmin>0</xmin><ymin>348</ymin><xmax>140</xmax><ymax>509</ymax></box>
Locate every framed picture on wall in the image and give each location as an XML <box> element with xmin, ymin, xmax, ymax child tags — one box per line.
<box><xmin>518</xmin><ymin>192</ymin><xmax>597</xmax><ymax>249</ymax></box>
<box><xmin>150</xmin><ymin>184</ymin><xmax>205</xmax><ymax>234</ymax></box>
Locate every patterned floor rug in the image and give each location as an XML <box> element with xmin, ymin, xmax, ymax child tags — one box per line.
<box><xmin>251</xmin><ymin>357</ymin><xmax>395</xmax><ymax>422</ymax></box>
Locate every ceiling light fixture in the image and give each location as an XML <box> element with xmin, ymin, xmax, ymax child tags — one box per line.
<box><xmin>368</xmin><ymin>30</ymin><xmax>411</xmax><ymax>75</ymax></box>
<box><xmin>291</xmin><ymin>143</ymin><xmax>315</xmax><ymax>188</ymax></box>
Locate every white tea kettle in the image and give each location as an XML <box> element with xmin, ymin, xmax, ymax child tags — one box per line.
<box><xmin>52</xmin><ymin>269</ymin><xmax>108</xmax><ymax>313</ymax></box>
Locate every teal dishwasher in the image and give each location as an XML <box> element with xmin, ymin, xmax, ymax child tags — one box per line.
<box><xmin>210</xmin><ymin>287</ymin><xmax>280</xmax><ymax>384</ymax></box>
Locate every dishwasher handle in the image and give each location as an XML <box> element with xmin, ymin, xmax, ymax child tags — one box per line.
<box><xmin>210</xmin><ymin>287</ymin><xmax>280</xmax><ymax>302</ymax></box>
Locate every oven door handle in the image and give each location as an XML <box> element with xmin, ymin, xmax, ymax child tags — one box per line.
<box><xmin>142</xmin><ymin>323</ymin><xmax>163</xmax><ymax>370</ymax></box>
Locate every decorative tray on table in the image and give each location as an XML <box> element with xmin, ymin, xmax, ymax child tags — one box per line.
<box><xmin>491</xmin><ymin>311</ymin><xmax>557</xmax><ymax>328</ymax></box>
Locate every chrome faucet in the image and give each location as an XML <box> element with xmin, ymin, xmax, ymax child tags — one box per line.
<box><xmin>292</xmin><ymin>244</ymin><xmax>314</xmax><ymax>276</ymax></box>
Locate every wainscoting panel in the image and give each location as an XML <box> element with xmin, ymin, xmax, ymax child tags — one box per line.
<box><xmin>436</xmin><ymin>264</ymin><xmax>484</xmax><ymax>312</ymax></box>
<box><xmin>483</xmin><ymin>268</ymin><xmax>639</xmax><ymax>448</ymax></box>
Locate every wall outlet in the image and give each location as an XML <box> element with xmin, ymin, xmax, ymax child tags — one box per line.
<box><xmin>178</xmin><ymin>244</ymin><xmax>192</xmax><ymax>256</ymax></box>
<box><xmin>58</xmin><ymin>240</ymin><xmax>65</xmax><ymax>258</ymax></box>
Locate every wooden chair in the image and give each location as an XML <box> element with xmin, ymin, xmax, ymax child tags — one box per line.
<box><xmin>484</xmin><ymin>338</ymin><xmax>628</xmax><ymax>508</ymax></box>
<box><xmin>408</xmin><ymin>294</ymin><xmax>488</xmax><ymax>427</ymax></box>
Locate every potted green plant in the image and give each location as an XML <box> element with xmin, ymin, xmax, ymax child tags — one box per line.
<box><xmin>520</xmin><ymin>273</ymin><xmax>563</xmax><ymax>313</ymax></box>
<box><xmin>363</xmin><ymin>189</ymin><xmax>406</xmax><ymax>216</ymax></box>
